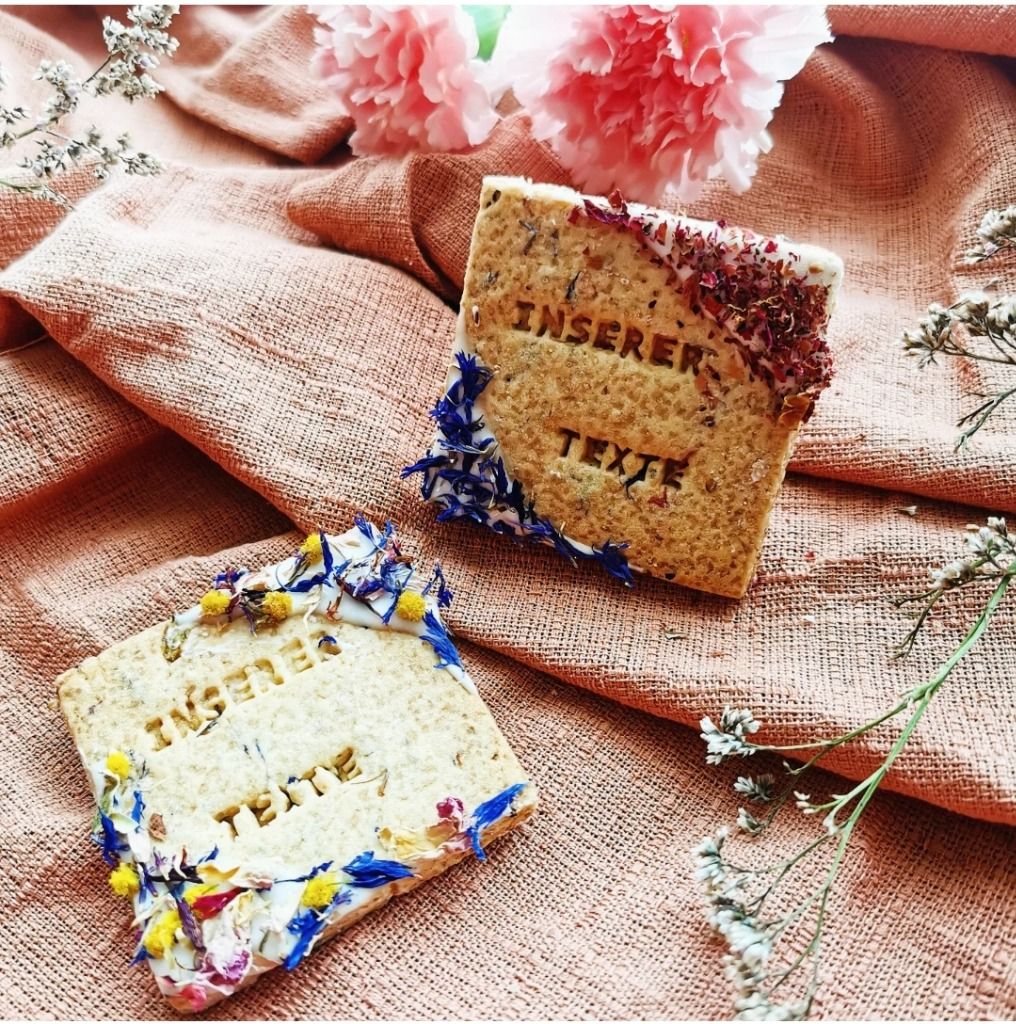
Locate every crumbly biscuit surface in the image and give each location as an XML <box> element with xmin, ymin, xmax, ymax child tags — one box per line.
<box><xmin>59</xmin><ymin>523</ymin><xmax>536</xmax><ymax>1011</ymax></box>
<box><xmin>408</xmin><ymin>177</ymin><xmax>843</xmax><ymax>597</ymax></box>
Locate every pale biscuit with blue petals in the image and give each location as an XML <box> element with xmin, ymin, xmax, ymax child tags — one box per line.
<box><xmin>58</xmin><ymin>519</ymin><xmax>537</xmax><ymax>1011</ymax></box>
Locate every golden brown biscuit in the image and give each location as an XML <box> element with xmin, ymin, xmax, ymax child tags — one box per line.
<box><xmin>405</xmin><ymin>177</ymin><xmax>843</xmax><ymax>597</ymax></box>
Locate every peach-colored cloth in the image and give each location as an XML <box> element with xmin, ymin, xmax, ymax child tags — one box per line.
<box><xmin>0</xmin><ymin>5</ymin><xmax>1014</xmax><ymax>1019</ymax></box>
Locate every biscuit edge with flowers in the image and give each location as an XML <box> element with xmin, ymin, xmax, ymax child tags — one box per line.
<box><xmin>57</xmin><ymin>520</ymin><xmax>537</xmax><ymax>1012</ymax></box>
<box><xmin>405</xmin><ymin>176</ymin><xmax>843</xmax><ymax>598</ymax></box>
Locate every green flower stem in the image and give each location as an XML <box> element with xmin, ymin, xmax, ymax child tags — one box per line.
<box><xmin>743</xmin><ymin>569</ymin><xmax>1010</xmax><ymax>777</ymax></box>
<box><xmin>765</xmin><ymin>571</ymin><xmax>1011</xmax><ymax>1006</ymax></box>
<box><xmin>750</xmin><ymin>833</ymin><xmax>834</xmax><ymax>918</ymax></box>
<box><xmin>744</xmin><ymin>695</ymin><xmax>915</xmax><ymax>758</ymax></box>
<box><xmin>958</xmin><ymin>385</ymin><xmax>1016</xmax><ymax>449</ymax></box>
<box><xmin>464</xmin><ymin>4</ymin><xmax>510</xmax><ymax>61</ymax></box>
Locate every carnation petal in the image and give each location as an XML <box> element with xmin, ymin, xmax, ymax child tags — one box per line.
<box><xmin>309</xmin><ymin>4</ymin><xmax>499</xmax><ymax>156</ymax></box>
<box><xmin>497</xmin><ymin>3</ymin><xmax>832</xmax><ymax>201</ymax></box>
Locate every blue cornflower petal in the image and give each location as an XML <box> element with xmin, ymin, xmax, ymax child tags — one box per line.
<box><xmin>212</xmin><ymin>566</ymin><xmax>247</xmax><ymax>589</ymax></box>
<box><xmin>130</xmin><ymin>790</ymin><xmax>145</xmax><ymax>827</ymax></box>
<box><xmin>596</xmin><ymin>541</ymin><xmax>635</xmax><ymax>587</ymax></box>
<box><xmin>282</xmin><ymin>887</ymin><xmax>352</xmax><ymax>971</ymax></box>
<box><xmin>278</xmin><ymin>861</ymin><xmax>333</xmax><ymax>884</ymax></box>
<box><xmin>319</xmin><ymin>530</ymin><xmax>334</xmax><ymax>577</ymax></box>
<box><xmin>93</xmin><ymin>811</ymin><xmax>127</xmax><ymax>866</ymax></box>
<box><xmin>341</xmin><ymin>851</ymin><xmax>414</xmax><ymax>888</ymax></box>
<box><xmin>422</xmin><ymin>564</ymin><xmax>453</xmax><ymax>609</ymax></box>
<box><xmin>285</xmin><ymin>570</ymin><xmax>329</xmax><ymax>594</ymax></box>
<box><xmin>420</xmin><ymin>610</ymin><xmax>464</xmax><ymax>672</ymax></box>
<box><xmin>403</xmin><ymin>349</ymin><xmax>635</xmax><ymax>588</ymax></box>
<box><xmin>466</xmin><ymin>782</ymin><xmax>527</xmax><ymax>862</ymax></box>
<box><xmin>400</xmin><ymin>453</ymin><xmax>450</xmax><ymax>480</ymax></box>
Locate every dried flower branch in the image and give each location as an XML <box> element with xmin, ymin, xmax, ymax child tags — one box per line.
<box><xmin>964</xmin><ymin>205</ymin><xmax>1016</xmax><ymax>264</ymax></box>
<box><xmin>0</xmin><ymin>5</ymin><xmax>178</xmax><ymax>205</ymax></box>
<box><xmin>894</xmin><ymin>516</ymin><xmax>1015</xmax><ymax>656</ymax></box>
<box><xmin>902</xmin><ymin>204</ymin><xmax>1016</xmax><ymax>447</ymax></box>
<box><xmin>696</xmin><ymin>516</ymin><xmax>1015</xmax><ymax>1020</ymax></box>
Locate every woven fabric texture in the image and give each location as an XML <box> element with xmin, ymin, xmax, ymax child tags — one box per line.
<box><xmin>0</xmin><ymin>5</ymin><xmax>1014</xmax><ymax>1019</ymax></box>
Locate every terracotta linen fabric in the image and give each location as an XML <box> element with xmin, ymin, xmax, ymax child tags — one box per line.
<box><xmin>1</xmin><ymin>436</ymin><xmax>1014</xmax><ymax>1020</ymax></box>
<box><xmin>829</xmin><ymin>4</ymin><xmax>1016</xmax><ymax>57</ymax></box>
<box><xmin>5</xmin><ymin>154</ymin><xmax>1016</xmax><ymax>827</ymax></box>
<box><xmin>0</xmin><ymin>4</ymin><xmax>1015</xmax><ymax>1019</ymax></box>
<box><xmin>152</xmin><ymin>5</ymin><xmax>353</xmax><ymax>162</ymax></box>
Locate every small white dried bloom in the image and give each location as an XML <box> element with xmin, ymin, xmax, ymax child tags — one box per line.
<box><xmin>128</xmin><ymin>4</ymin><xmax>180</xmax><ymax>38</ymax></box>
<box><xmin>985</xmin><ymin>517</ymin><xmax>1012</xmax><ymax>546</ymax></box>
<box><xmin>986</xmin><ymin>295</ymin><xmax>1016</xmax><ymax>332</ymax></box>
<box><xmin>3</xmin><ymin>5</ymin><xmax>177</xmax><ymax>207</ymax></box>
<box><xmin>928</xmin><ymin>557</ymin><xmax>977</xmax><ymax>593</ymax></box>
<box><xmin>733</xmin><ymin>773</ymin><xmax>776</xmax><ymax>803</ymax></box>
<box><xmin>701</xmin><ymin>706</ymin><xmax>762</xmax><ymax>764</ymax></box>
<box><xmin>725</xmin><ymin>956</ymin><xmax>768</xmax><ymax>1009</ymax></box>
<box><xmin>966</xmin><ymin>205</ymin><xmax>1016</xmax><ymax>262</ymax></box>
<box><xmin>90</xmin><ymin>58</ymin><xmax>163</xmax><ymax>101</ymax></box>
<box><xmin>901</xmin><ymin>302</ymin><xmax>953</xmax><ymax>362</ymax></box>
<box><xmin>121</xmin><ymin>149</ymin><xmax>162</xmax><ymax>175</ymax></box>
<box><xmin>737</xmin><ymin>807</ymin><xmax>765</xmax><ymax>836</ymax></box>
<box><xmin>977</xmin><ymin>205</ymin><xmax>1016</xmax><ymax>243</ymax></box>
<box><xmin>20</xmin><ymin>139</ymin><xmax>69</xmax><ymax>179</ymax></box>
<box><xmin>30</xmin><ymin>184</ymin><xmax>71</xmax><ymax>206</ymax></box>
<box><xmin>951</xmin><ymin>290</ymin><xmax>991</xmax><ymax>319</ymax></box>
<box><xmin>966</xmin><ymin>525</ymin><xmax>1000</xmax><ymax>558</ymax></box>
<box><xmin>93</xmin><ymin>6</ymin><xmax>179</xmax><ymax>104</ymax></box>
<box><xmin>726</xmin><ymin>923</ymin><xmax>772</xmax><ymax>968</ymax></box>
<box><xmin>694</xmin><ymin>826</ymin><xmax>731</xmax><ymax>891</ymax></box>
<box><xmin>793</xmin><ymin>790</ymin><xmax>820</xmax><ymax>814</ymax></box>
<box><xmin>32</xmin><ymin>59</ymin><xmax>84</xmax><ymax>121</ymax></box>
<box><xmin>736</xmin><ymin>997</ymin><xmax>809</xmax><ymax>1021</ymax></box>
<box><xmin>1</xmin><ymin>104</ymin><xmax>29</xmax><ymax>127</ymax></box>
<box><xmin>965</xmin><ymin>518</ymin><xmax>1015</xmax><ymax>570</ymax></box>
<box><xmin>34</xmin><ymin>59</ymin><xmax>77</xmax><ymax>88</ymax></box>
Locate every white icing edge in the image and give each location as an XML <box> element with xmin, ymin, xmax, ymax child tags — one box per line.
<box><xmin>94</xmin><ymin>776</ymin><xmax>529</xmax><ymax>1010</ymax></box>
<box><xmin>169</xmin><ymin>524</ymin><xmax>474</xmax><ymax>693</ymax></box>
<box><xmin>481</xmin><ymin>174</ymin><xmax>844</xmax><ymax>298</ymax></box>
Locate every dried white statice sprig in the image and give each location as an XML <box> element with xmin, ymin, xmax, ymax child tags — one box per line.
<box><xmin>903</xmin><ymin>204</ymin><xmax>1015</xmax><ymax>447</ymax></box>
<box><xmin>895</xmin><ymin>516</ymin><xmax>1015</xmax><ymax>655</ymax></box>
<box><xmin>0</xmin><ymin>5</ymin><xmax>178</xmax><ymax>204</ymax></box>
<box><xmin>695</xmin><ymin>516</ymin><xmax>1015</xmax><ymax>1020</ymax></box>
<box><xmin>965</xmin><ymin>205</ymin><xmax>1016</xmax><ymax>264</ymax></box>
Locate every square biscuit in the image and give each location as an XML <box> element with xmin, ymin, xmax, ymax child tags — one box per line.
<box><xmin>58</xmin><ymin>521</ymin><xmax>537</xmax><ymax>1011</ymax></box>
<box><xmin>407</xmin><ymin>177</ymin><xmax>843</xmax><ymax>597</ymax></box>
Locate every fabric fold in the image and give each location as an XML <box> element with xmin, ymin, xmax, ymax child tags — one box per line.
<box><xmin>1</xmin><ymin>159</ymin><xmax>1013</xmax><ymax>826</ymax></box>
<box><xmin>2</xmin><ymin>425</ymin><xmax>1012</xmax><ymax>1018</ymax></box>
<box><xmin>829</xmin><ymin>4</ymin><xmax>1016</xmax><ymax>57</ymax></box>
<box><xmin>285</xmin><ymin>47</ymin><xmax>1016</xmax><ymax>517</ymax></box>
<box><xmin>288</xmin><ymin>114</ymin><xmax>570</xmax><ymax>300</ymax></box>
<box><xmin>152</xmin><ymin>6</ymin><xmax>353</xmax><ymax>163</ymax></box>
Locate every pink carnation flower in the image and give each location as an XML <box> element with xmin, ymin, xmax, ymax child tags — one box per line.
<box><xmin>310</xmin><ymin>5</ymin><xmax>499</xmax><ymax>156</ymax></box>
<box><xmin>487</xmin><ymin>5</ymin><xmax>832</xmax><ymax>201</ymax></box>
